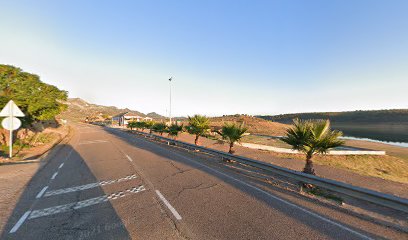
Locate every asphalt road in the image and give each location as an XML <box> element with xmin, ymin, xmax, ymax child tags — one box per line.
<box><xmin>1</xmin><ymin>124</ymin><xmax>406</xmax><ymax>240</ymax></box>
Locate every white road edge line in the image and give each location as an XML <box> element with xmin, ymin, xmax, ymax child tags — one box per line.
<box><xmin>58</xmin><ymin>163</ymin><xmax>64</xmax><ymax>169</ymax></box>
<box><xmin>125</xmin><ymin>154</ymin><xmax>133</xmax><ymax>162</ymax></box>
<box><xmin>51</xmin><ymin>172</ymin><xmax>58</xmax><ymax>180</ymax></box>
<box><xmin>35</xmin><ymin>186</ymin><xmax>49</xmax><ymax>199</ymax></box>
<box><xmin>155</xmin><ymin>190</ymin><xmax>182</xmax><ymax>220</ymax></box>
<box><xmin>9</xmin><ymin>211</ymin><xmax>31</xmax><ymax>233</ymax></box>
<box><xmin>171</xmin><ymin>151</ymin><xmax>373</xmax><ymax>240</ymax></box>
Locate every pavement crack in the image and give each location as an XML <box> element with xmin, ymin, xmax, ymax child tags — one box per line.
<box><xmin>198</xmin><ymin>183</ymin><xmax>220</xmax><ymax>190</ymax></box>
<box><xmin>158</xmin><ymin>162</ymin><xmax>195</xmax><ymax>183</ymax></box>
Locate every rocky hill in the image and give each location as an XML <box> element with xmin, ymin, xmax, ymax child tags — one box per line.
<box><xmin>59</xmin><ymin>98</ymin><xmax>164</xmax><ymax>121</ymax></box>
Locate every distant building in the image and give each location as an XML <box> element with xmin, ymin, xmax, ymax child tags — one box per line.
<box><xmin>112</xmin><ymin>112</ymin><xmax>152</xmax><ymax>126</ymax></box>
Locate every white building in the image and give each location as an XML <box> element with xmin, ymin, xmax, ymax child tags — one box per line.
<box><xmin>112</xmin><ymin>112</ymin><xmax>152</xmax><ymax>126</ymax></box>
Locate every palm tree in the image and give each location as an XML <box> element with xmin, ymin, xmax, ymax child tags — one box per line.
<box><xmin>152</xmin><ymin>122</ymin><xmax>167</xmax><ymax>135</ymax></box>
<box><xmin>216</xmin><ymin>122</ymin><xmax>248</xmax><ymax>154</ymax></box>
<box><xmin>185</xmin><ymin>115</ymin><xmax>210</xmax><ymax>145</ymax></box>
<box><xmin>167</xmin><ymin>123</ymin><xmax>183</xmax><ymax>140</ymax></box>
<box><xmin>281</xmin><ymin>119</ymin><xmax>344</xmax><ymax>175</ymax></box>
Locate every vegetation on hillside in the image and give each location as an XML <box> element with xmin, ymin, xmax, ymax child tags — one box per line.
<box><xmin>0</xmin><ymin>64</ymin><xmax>68</xmax><ymax>157</ymax></box>
<box><xmin>0</xmin><ymin>64</ymin><xmax>68</xmax><ymax>125</ymax></box>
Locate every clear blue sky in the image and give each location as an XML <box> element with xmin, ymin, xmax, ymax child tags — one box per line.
<box><xmin>1</xmin><ymin>0</ymin><xmax>407</xmax><ymax>116</ymax></box>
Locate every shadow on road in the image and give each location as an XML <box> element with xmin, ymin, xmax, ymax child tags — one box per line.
<box><xmin>0</xmin><ymin>144</ymin><xmax>131</xmax><ymax>240</ymax></box>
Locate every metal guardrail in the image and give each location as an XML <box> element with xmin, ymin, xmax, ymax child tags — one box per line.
<box><xmin>117</xmin><ymin>128</ymin><xmax>408</xmax><ymax>213</ymax></box>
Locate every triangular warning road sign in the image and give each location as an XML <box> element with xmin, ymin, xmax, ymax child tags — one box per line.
<box><xmin>0</xmin><ymin>100</ymin><xmax>25</xmax><ymax>117</ymax></box>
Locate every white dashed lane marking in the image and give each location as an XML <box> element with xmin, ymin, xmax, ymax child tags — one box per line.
<box><xmin>155</xmin><ymin>190</ymin><xmax>182</xmax><ymax>220</ymax></box>
<box><xmin>44</xmin><ymin>174</ymin><xmax>138</xmax><ymax>197</ymax></box>
<box><xmin>9</xmin><ymin>211</ymin><xmax>31</xmax><ymax>233</ymax></box>
<box><xmin>125</xmin><ymin>154</ymin><xmax>133</xmax><ymax>162</ymax></box>
<box><xmin>58</xmin><ymin>163</ymin><xmax>64</xmax><ymax>169</ymax></box>
<box><xmin>78</xmin><ymin>140</ymin><xmax>109</xmax><ymax>145</ymax></box>
<box><xmin>35</xmin><ymin>186</ymin><xmax>49</xmax><ymax>199</ymax></box>
<box><xmin>51</xmin><ymin>172</ymin><xmax>58</xmax><ymax>180</ymax></box>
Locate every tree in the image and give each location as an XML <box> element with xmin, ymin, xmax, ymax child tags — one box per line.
<box><xmin>281</xmin><ymin>119</ymin><xmax>344</xmax><ymax>175</ymax></box>
<box><xmin>216</xmin><ymin>122</ymin><xmax>248</xmax><ymax>154</ymax></box>
<box><xmin>144</xmin><ymin>121</ymin><xmax>155</xmax><ymax>133</ymax></box>
<box><xmin>0</xmin><ymin>64</ymin><xmax>68</xmax><ymax>126</ymax></box>
<box><xmin>127</xmin><ymin>121</ymin><xmax>137</xmax><ymax>130</ymax></box>
<box><xmin>167</xmin><ymin>123</ymin><xmax>183</xmax><ymax>139</ymax></box>
<box><xmin>152</xmin><ymin>123</ymin><xmax>167</xmax><ymax>135</ymax></box>
<box><xmin>185</xmin><ymin>115</ymin><xmax>210</xmax><ymax>145</ymax></box>
<box><xmin>134</xmin><ymin>121</ymin><xmax>145</xmax><ymax>130</ymax></box>
<box><xmin>139</xmin><ymin>121</ymin><xmax>148</xmax><ymax>131</ymax></box>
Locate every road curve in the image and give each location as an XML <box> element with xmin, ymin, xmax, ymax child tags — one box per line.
<box><xmin>1</xmin><ymin>123</ymin><xmax>405</xmax><ymax>240</ymax></box>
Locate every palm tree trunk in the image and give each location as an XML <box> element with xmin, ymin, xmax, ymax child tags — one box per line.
<box><xmin>228</xmin><ymin>142</ymin><xmax>234</xmax><ymax>154</ymax></box>
<box><xmin>194</xmin><ymin>135</ymin><xmax>199</xmax><ymax>145</ymax></box>
<box><xmin>303</xmin><ymin>154</ymin><xmax>315</xmax><ymax>175</ymax></box>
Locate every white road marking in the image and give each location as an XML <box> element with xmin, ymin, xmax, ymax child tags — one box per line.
<box><xmin>9</xmin><ymin>211</ymin><xmax>31</xmax><ymax>233</ymax></box>
<box><xmin>58</xmin><ymin>163</ymin><xmax>64</xmax><ymax>169</ymax></box>
<box><xmin>125</xmin><ymin>154</ymin><xmax>133</xmax><ymax>162</ymax></box>
<box><xmin>51</xmin><ymin>172</ymin><xmax>58</xmax><ymax>180</ymax></box>
<box><xmin>35</xmin><ymin>186</ymin><xmax>49</xmax><ymax>199</ymax></box>
<box><xmin>29</xmin><ymin>186</ymin><xmax>145</xmax><ymax>219</ymax></box>
<box><xmin>78</xmin><ymin>140</ymin><xmax>109</xmax><ymax>145</ymax></box>
<box><xmin>10</xmin><ymin>127</ymin><xmax>81</xmax><ymax>234</ymax></box>
<box><xmin>155</xmin><ymin>190</ymin><xmax>182</xmax><ymax>220</ymax></box>
<box><xmin>170</xmin><ymin>151</ymin><xmax>372</xmax><ymax>240</ymax></box>
<box><xmin>44</xmin><ymin>174</ymin><xmax>137</xmax><ymax>197</ymax></box>
<box><xmin>133</xmin><ymin>136</ymin><xmax>372</xmax><ymax>240</ymax></box>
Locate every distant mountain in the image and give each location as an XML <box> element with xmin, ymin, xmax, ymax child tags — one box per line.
<box><xmin>59</xmin><ymin>98</ymin><xmax>164</xmax><ymax>121</ymax></box>
<box><xmin>146</xmin><ymin>112</ymin><xmax>165</xmax><ymax>119</ymax></box>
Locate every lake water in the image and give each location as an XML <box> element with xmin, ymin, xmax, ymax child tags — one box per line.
<box><xmin>331</xmin><ymin>123</ymin><xmax>408</xmax><ymax>147</ymax></box>
<box><xmin>340</xmin><ymin>136</ymin><xmax>408</xmax><ymax>148</ymax></box>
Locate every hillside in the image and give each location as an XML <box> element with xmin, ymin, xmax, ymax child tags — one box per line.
<box><xmin>59</xmin><ymin>98</ymin><xmax>164</xmax><ymax>121</ymax></box>
<box><xmin>209</xmin><ymin>115</ymin><xmax>288</xmax><ymax>136</ymax></box>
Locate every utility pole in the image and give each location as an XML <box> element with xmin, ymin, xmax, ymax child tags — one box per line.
<box><xmin>169</xmin><ymin>77</ymin><xmax>172</xmax><ymax>124</ymax></box>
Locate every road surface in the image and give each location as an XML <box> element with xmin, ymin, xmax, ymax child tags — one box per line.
<box><xmin>1</xmin><ymin>124</ymin><xmax>405</xmax><ymax>239</ymax></box>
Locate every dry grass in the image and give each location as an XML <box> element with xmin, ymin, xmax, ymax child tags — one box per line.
<box><xmin>209</xmin><ymin>115</ymin><xmax>288</xmax><ymax>136</ymax></box>
<box><xmin>241</xmin><ymin>135</ymin><xmax>291</xmax><ymax>148</ymax></box>
<box><xmin>266</xmin><ymin>151</ymin><xmax>408</xmax><ymax>183</ymax></box>
<box><xmin>239</xmin><ymin>131</ymin><xmax>408</xmax><ymax>183</ymax></box>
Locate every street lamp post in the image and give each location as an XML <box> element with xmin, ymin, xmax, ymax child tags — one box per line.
<box><xmin>169</xmin><ymin>77</ymin><xmax>172</xmax><ymax>124</ymax></box>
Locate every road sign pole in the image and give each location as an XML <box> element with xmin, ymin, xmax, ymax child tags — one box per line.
<box><xmin>0</xmin><ymin>100</ymin><xmax>25</xmax><ymax>159</ymax></box>
<box><xmin>9</xmin><ymin>103</ymin><xmax>13</xmax><ymax>158</ymax></box>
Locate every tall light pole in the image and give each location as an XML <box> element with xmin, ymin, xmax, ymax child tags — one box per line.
<box><xmin>168</xmin><ymin>77</ymin><xmax>172</xmax><ymax>124</ymax></box>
